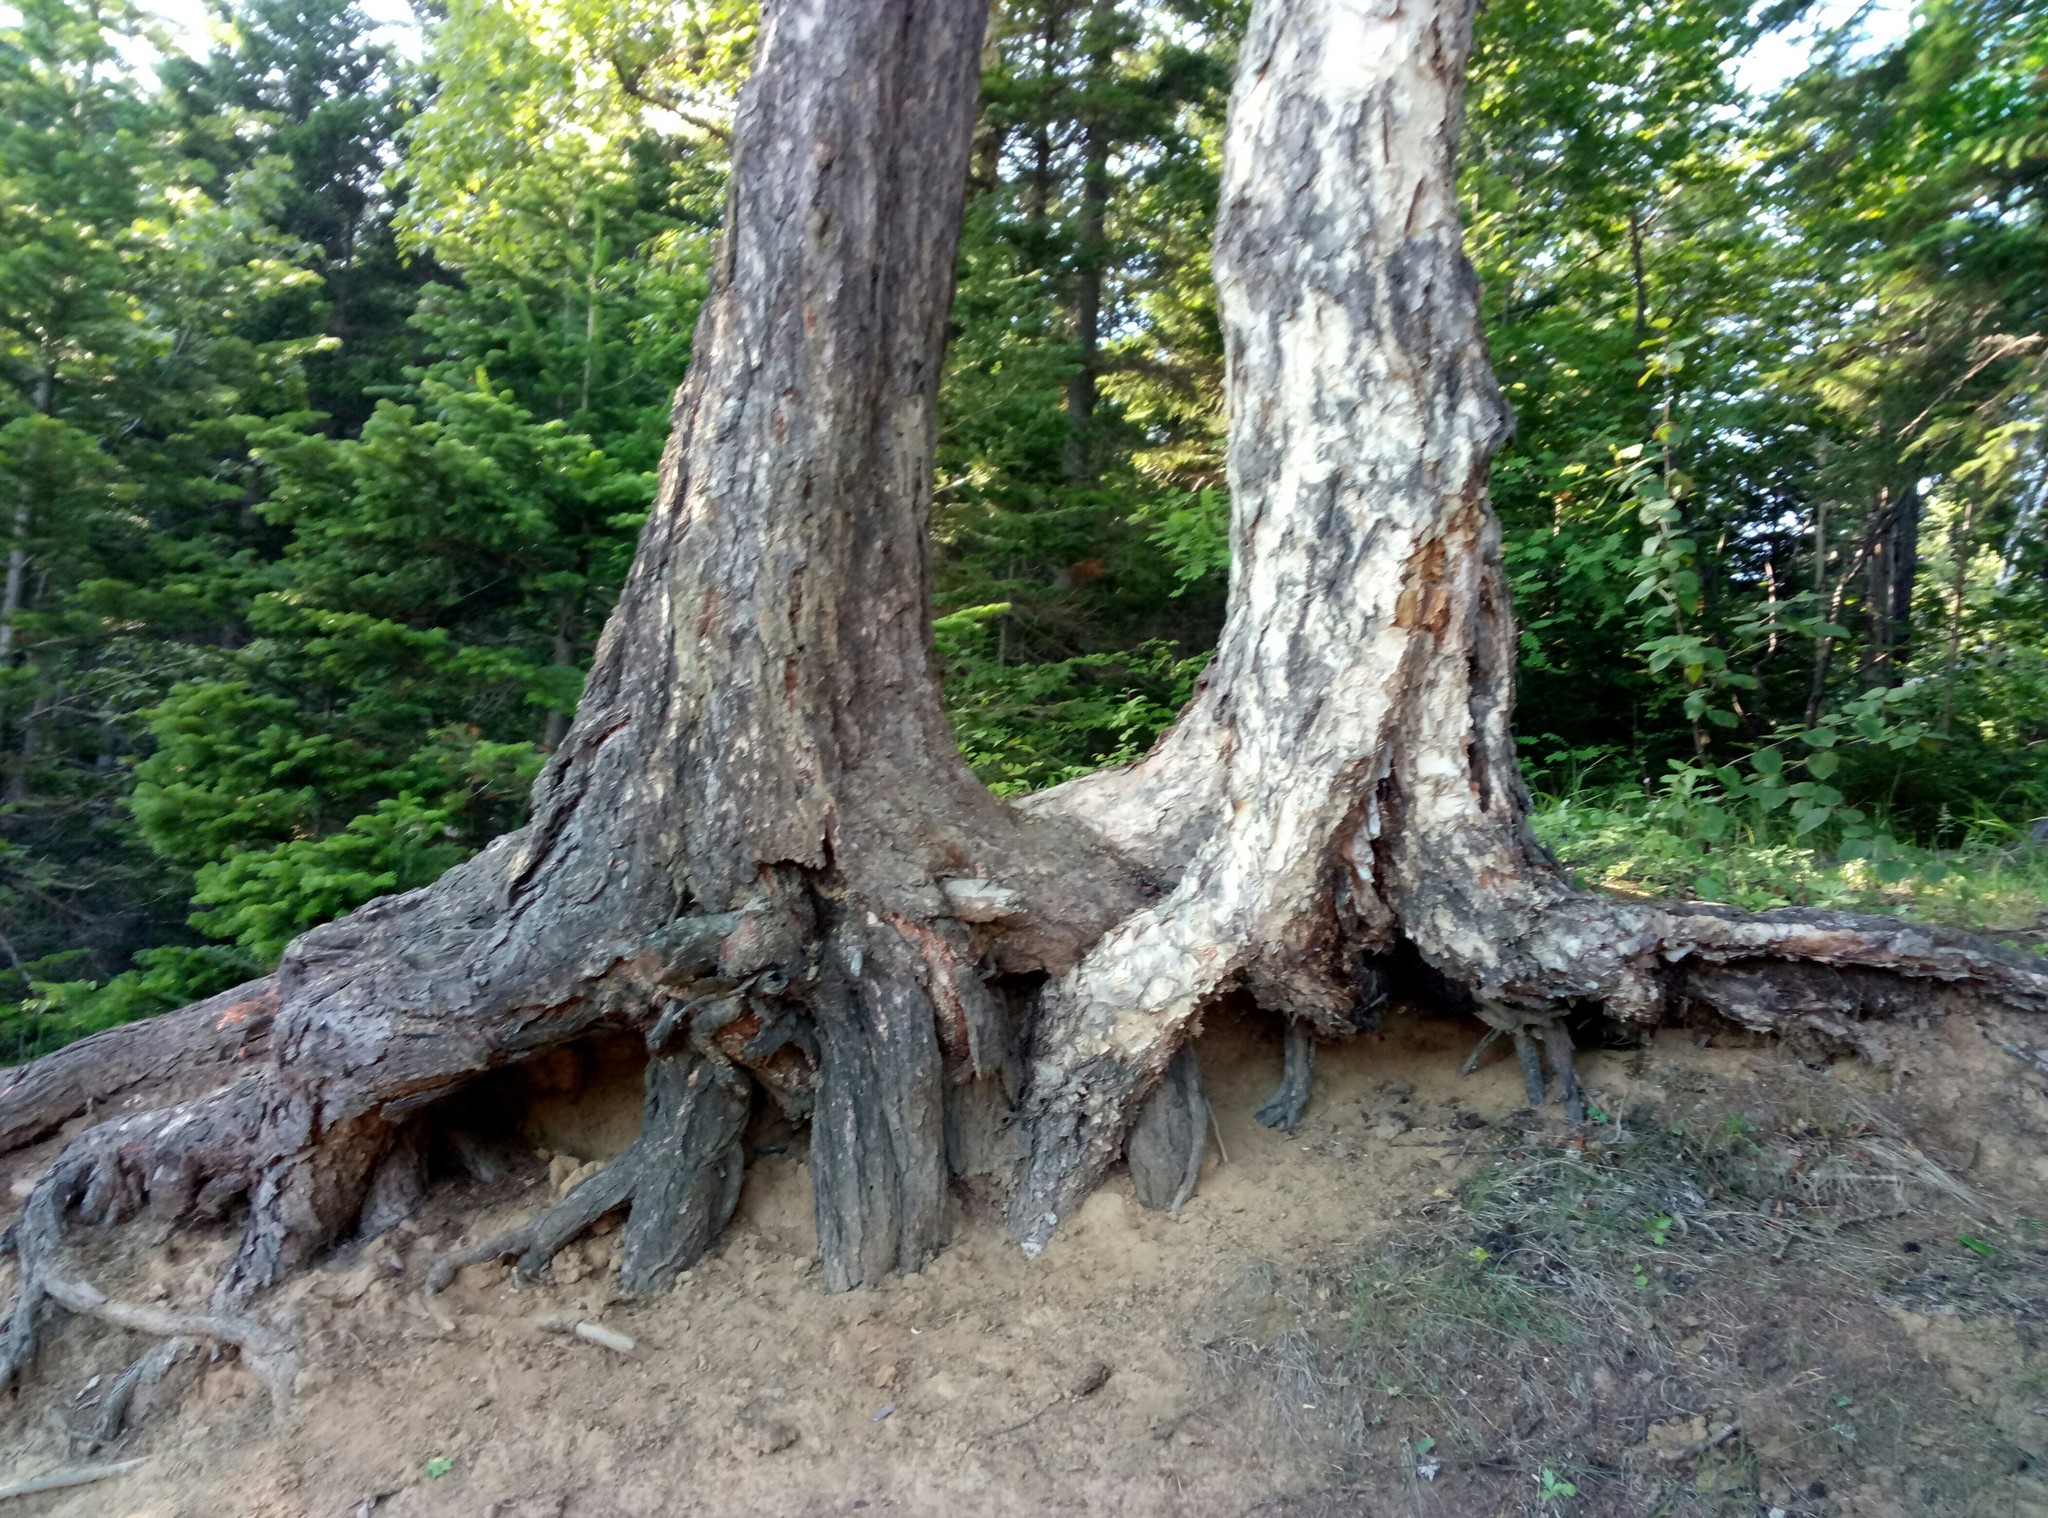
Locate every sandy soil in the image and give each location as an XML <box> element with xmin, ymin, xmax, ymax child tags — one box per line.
<box><xmin>3</xmin><ymin>1002</ymin><xmax>2045</xmax><ymax>1517</ymax></box>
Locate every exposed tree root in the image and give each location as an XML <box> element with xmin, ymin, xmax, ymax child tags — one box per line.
<box><xmin>2</xmin><ymin>1152</ymin><xmax>294</xmax><ymax>1431</ymax></box>
<box><xmin>1541</xmin><ymin>1023</ymin><xmax>1586</xmax><ymax>1126</ymax></box>
<box><xmin>0</xmin><ymin>1457</ymin><xmax>147</xmax><ymax>1502</ymax></box>
<box><xmin>79</xmin><ymin>1339</ymin><xmax>198</xmax><ymax>1447</ymax></box>
<box><xmin>1457</xmin><ymin>1026</ymin><xmax>1503</xmax><ymax>1077</ymax></box>
<box><xmin>1126</xmin><ymin>1046</ymin><xmax>1208</xmax><ymax>1214</ymax></box>
<box><xmin>4</xmin><ymin>0</ymin><xmax>2048</xmax><ymax>1455</ymax></box>
<box><xmin>426</xmin><ymin>1059</ymin><xmax>745</xmax><ymax>1295</ymax></box>
<box><xmin>424</xmin><ymin>980</ymin><xmax>807</xmax><ymax>1295</ymax></box>
<box><xmin>1511</xmin><ymin>1028</ymin><xmax>1546</xmax><ymax>1107</ymax></box>
<box><xmin>0</xmin><ymin>978</ymin><xmax>276</xmax><ymax>1152</ymax></box>
<box><xmin>1253</xmin><ymin>1022</ymin><xmax>1316</xmax><ymax>1134</ymax></box>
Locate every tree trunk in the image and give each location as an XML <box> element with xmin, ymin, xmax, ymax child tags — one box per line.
<box><xmin>1863</xmin><ymin>480</ymin><xmax>1919</xmax><ymax>680</ymax></box>
<box><xmin>0</xmin><ymin>499</ymin><xmax>27</xmax><ymax>668</ymax></box>
<box><xmin>4</xmin><ymin>0</ymin><xmax>2045</xmax><ymax>1433</ymax></box>
<box><xmin>1000</xmin><ymin>0</ymin><xmax>2048</xmax><ymax>1244</ymax></box>
<box><xmin>1061</xmin><ymin>2</ymin><xmax>1114</xmax><ymax>485</ymax></box>
<box><xmin>0</xmin><ymin>374</ymin><xmax>50</xmax><ymax>669</ymax></box>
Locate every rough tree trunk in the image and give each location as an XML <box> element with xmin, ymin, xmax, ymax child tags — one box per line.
<box><xmin>3</xmin><ymin>0</ymin><xmax>2044</xmax><ymax>1434</ymax></box>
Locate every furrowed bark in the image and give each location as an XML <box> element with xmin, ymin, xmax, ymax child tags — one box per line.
<box><xmin>1</xmin><ymin>0</ymin><xmax>1139</xmax><ymax>1403</ymax></box>
<box><xmin>0</xmin><ymin>977</ymin><xmax>276</xmax><ymax>1152</ymax></box>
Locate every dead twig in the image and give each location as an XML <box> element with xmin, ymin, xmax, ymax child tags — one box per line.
<box><xmin>0</xmin><ymin>1458</ymin><xmax>145</xmax><ymax>1501</ymax></box>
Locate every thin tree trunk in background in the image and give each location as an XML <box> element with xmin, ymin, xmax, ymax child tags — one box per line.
<box><xmin>1862</xmin><ymin>480</ymin><xmax>1918</xmax><ymax>680</ymax></box>
<box><xmin>0</xmin><ymin>502</ymin><xmax>26</xmax><ymax>668</ymax></box>
<box><xmin>0</xmin><ymin>374</ymin><xmax>50</xmax><ymax>667</ymax></box>
<box><xmin>1628</xmin><ymin>206</ymin><xmax>1650</xmax><ymax>353</ymax></box>
<box><xmin>539</xmin><ymin>598</ymin><xmax>577</xmax><ymax>753</ymax></box>
<box><xmin>1941</xmin><ymin>494</ymin><xmax>1976</xmax><ymax>735</ymax></box>
<box><xmin>1807</xmin><ymin>495</ymin><xmax>1831</xmax><ymax>728</ymax></box>
<box><xmin>1810</xmin><ymin>496</ymin><xmax>1888</xmax><ymax>726</ymax></box>
<box><xmin>1062</xmin><ymin>3</ymin><xmax>1114</xmax><ymax>486</ymax></box>
<box><xmin>1025</xmin><ymin>1</ymin><xmax>1068</xmax><ymax>245</ymax></box>
<box><xmin>579</xmin><ymin>203</ymin><xmax>604</xmax><ymax>416</ymax></box>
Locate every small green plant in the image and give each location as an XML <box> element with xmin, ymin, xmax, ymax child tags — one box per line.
<box><xmin>1646</xmin><ymin>1212</ymin><xmax>1674</xmax><ymax>1246</ymax></box>
<box><xmin>424</xmin><ymin>1457</ymin><xmax>455</xmax><ymax>1479</ymax></box>
<box><xmin>1538</xmin><ymin>1466</ymin><xmax>1578</xmax><ymax>1504</ymax></box>
<box><xmin>1720</xmin><ymin>1113</ymin><xmax>1757</xmax><ymax>1142</ymax></box>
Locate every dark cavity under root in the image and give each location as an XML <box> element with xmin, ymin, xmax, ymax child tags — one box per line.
<box><xmin>425</xmin><ymin>995</ymin><xmax>782</xmax><ymax>1297</ymax></box>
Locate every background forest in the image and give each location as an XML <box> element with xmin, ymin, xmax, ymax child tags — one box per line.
<box><xmin>0</xmin><ymin>0</ymin><xmax>2042</xmax><ymax>1059</ymax></box>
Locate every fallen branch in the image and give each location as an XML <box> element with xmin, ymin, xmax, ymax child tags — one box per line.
<box><xmin>0</xmin><ymin>1458</ymin><xmax>146</xmax><ymax>1502</ymax></box>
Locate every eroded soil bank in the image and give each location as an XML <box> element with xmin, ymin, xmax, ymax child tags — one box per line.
<box><xmin>3</xmin><ymin>1002</ymin><xmax>2045</xmax><ymax>1517</ymax></box>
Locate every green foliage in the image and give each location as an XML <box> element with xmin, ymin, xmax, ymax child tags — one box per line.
<box><xmin>0</xmin><ymin>0</ymin><xmax>717</xmax><ymax>1050</ymax></box>
<box><xmin>1533</xmin><ymin>776</ymin><xmax>2048</xmax><ymax>931</ymax></box>
<box><xmin>938</xmin><ymin>603</ymin><xmax>1204</xmax><ymax>793</ymax></box>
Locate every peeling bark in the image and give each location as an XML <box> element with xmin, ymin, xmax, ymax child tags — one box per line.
<box><xmin>1000</xmin><ymin>0</ymin><xmax>2048</xmax><ymax>1251</ymax></box>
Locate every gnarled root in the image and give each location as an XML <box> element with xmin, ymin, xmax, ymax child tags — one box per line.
<box><xmin>79</xmin><ymin>1339</ymin><xmax>201</xmax><ymax>1448</ymax></box>
<box><xmin>2</xmin><ymin>1147</ymin><xmax>296</xmax><ymax>1430</ymax></box>
<box><xmin>0</xmin><ymin>978</ymin><xmax>278</xmax><ymax>1153</ymax></box>
<box><xmin>1126</xmin><ymin>1045</ymin><xmax>1209</xmax><ymax>1213</ymax></box>
<box><xmin>1253</xmin><ymin>1020</ymin><xmax>1316</xmax><ymax>1133</ymax></box>
<box><xmin>1011</xmin><ymin>888</ymin><xmax>2048</xmax><ymax>1256</ymax></box>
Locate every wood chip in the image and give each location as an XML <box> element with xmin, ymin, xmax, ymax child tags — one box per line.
<box><xmin>572</xmin><ymin>1321</ymin><xmax>635</xmax><ymax>1354</ymax></box>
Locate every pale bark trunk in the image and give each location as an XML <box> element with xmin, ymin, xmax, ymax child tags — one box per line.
<box><xmin>3</xmin><ymin>0</ymin><xmax>2044</xmax><ymax>1434</ymax></box>
<box><xmin>0</xmin><ymin>505</ymin><xmax>27</xmax><ymax>667</ymax></box>
<box><xmin>1062</xmin><ymin>3</ymin><xmax>1113</xmax><ymax>485</ymax></box>
<box><xmin>1002</xmin><ymin>0</ymin><xmax>2048</xmax><ymax>1246</ymax></box>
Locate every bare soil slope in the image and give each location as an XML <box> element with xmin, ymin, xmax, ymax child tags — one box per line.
<box><xmin>3</xmin><ymin>1004</ymin><xmax>2045</xmax><ymax>1518</ymax></box>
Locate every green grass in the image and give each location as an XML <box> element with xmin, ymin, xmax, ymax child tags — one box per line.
<box><xmin>1201</xmin><ymin>1066</ymin><xmax>2045</xmax><ymax>1515</ymax></box>
<box><xmin>1531</xmin><ymin>784</ymin><xmax>2048</xmax><ymax>941</ymax></box>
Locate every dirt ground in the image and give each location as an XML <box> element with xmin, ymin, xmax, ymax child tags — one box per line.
<box><xmin>3</xmin><ymin>1001</ymin><xmax>2046</xmax><ymax>1518</ymax></box>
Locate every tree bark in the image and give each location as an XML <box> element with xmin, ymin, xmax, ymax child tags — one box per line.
<box><xmin>1863</xmin><ymin>480</ymin><xmax>1919</xmax><ymax>680</ymax></box>
<box><xmin>0</xmin><ymin>375</ymin><xmax>49</xmax><ymax>669</ymax></box>
<box><xmin>3</xmin><ymin>0</ymin><xmax>2045</xmax><ymax>1433</ymax></box>
<box><xmin>1061</xmin><ymin>1</ymin><xmax>1115</xmax><ymax>485</ymax></box>
<box><xmin>999</xmin><ymin>0</ymin><xmax>2048</xmax><ymax>1247</ymax></box>
<box><xmin>0</xmin><ymin>0</ymin><xmax>1137</xmax><ymax>1388</ymax></box>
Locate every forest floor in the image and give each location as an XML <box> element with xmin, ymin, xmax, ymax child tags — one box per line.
<box><xmin>3</xmin><ymin>999</ymin><xmax>2047</xmax><ymax>1518</ymax></box>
